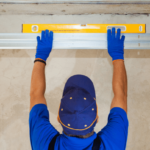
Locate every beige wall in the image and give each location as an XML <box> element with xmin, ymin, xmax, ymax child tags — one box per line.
<box><xmin>0</xmin><ymin>4</ymin><xmax>150</xmax><ymax>15</ymax></box>
<box><xmin>0</xmin><ymin>14</ymin><xmax>150</xmax><ymax>150</ymax></box>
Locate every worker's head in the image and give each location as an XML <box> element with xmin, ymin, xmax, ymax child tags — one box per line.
<box><xmin>57</xmin><ymin>74</ymin><xmax>99</xmax><ymax>138</ymax></box>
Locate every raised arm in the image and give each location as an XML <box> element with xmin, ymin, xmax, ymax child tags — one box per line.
<box><xmin>30</xmin><ymin>30</ymin><xmax>53</xmax><ymax>111</ymax></box>
<box><xmin>107</xmin><ymin>28</ymin><xmax>127</xmax><ymax>113</ymax></box>
<box><xmin>111</xmin><ymin>60</ymin><xmax>127</xmax><ymax>113</ymax></box>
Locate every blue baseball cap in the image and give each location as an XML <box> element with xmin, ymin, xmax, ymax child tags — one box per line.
<box><xmin>58</xmin><ymin>74</ymin><xmax>98</xmax><ymax>136</ymax></box>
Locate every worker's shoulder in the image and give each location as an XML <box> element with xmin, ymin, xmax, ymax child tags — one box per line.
<box><xmin>109</xmin><ymin>107</ymin><xmax>128</xmax><ymax>120</ymax></box>
<box><xmin>96</xmin><ymin>107</ymin><xmax>129</xmax><ymax>150</ymax></box>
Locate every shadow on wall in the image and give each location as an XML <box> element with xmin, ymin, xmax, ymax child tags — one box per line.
<box><xmin>0</xmin><ymin>49</ymin><xmax>150</xmax><ymax>69</ymax></box>
<box><xmin>0</xmin><ymin>49</ymin><xmax>150</xmax><ymax>59</ymax></box>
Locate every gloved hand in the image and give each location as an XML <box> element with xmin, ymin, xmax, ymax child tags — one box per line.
<box><xmin>35</xmin><ymin>30</ymin><xmax>53</xmax><ymax>62</ymax></box>
<box><xmin>107</xmin><ymin>28</ymin><xmax>125</xmax><ymax>61</ymax></box>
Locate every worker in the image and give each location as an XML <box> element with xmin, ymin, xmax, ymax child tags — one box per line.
<box><xmin>29</xmin><ymin>27</ymin><xmax>129</xmax><ymax>150</ymax></box>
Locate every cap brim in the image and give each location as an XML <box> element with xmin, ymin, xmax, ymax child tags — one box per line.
<box><xmin>63</xmin><ymin>74</ymin><xmax>96</xmax><ymax>98</ymax></box>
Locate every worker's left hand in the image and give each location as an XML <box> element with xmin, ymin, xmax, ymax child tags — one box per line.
<box><xmin>35</xmin><ymin>30</ymin><xmax>53</xmax><ymax>62</ymax></box>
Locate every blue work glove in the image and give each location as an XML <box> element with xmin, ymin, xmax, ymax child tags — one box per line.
<box><xmin>107</xmin><ymin>28</ymin><xmax>125</xmax><ymax>61</ymax></box>
<box><xmin>35</xmin><ymin>30</ymin><xmax>53</xmax><ymax>62</ymax></box>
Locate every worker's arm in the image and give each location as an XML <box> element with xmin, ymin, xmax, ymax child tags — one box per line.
<box><xmin>30</xmin><ymin>60</ymin><xmax>47</xmax><ymax>111</ymax></box>
<box><xmin>30</xmin><ymin>30</ymin><xmax>53</xmax><ymax>111</ymax></box>
<box><xmin>110</xmin><ymin>60</ymin><xmax>127</xmax><ymax>113</ymax></box>
<box><xmin>107</xmin><ymin>28</ymin><xmax>127</xmax><ymax>113</ymax></box>
<box><xmin>97</xmin><ymin>29</ymin><xmax>128</xmax><ymax>150</ymax></box>
<box><xmin>29</xmin><ymin>31</ymin><xmax>59</xmax><ymax>150</ymax></box>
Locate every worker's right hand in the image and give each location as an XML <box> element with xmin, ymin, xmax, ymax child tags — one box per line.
<box><xmin>35</xmin><ymin>30</ymin><xmax>53</xmax><ymax>62</ymax></box>
<box><xmin>107</xmin><ymin>28</ymin><xmax>125</xmax><ymax>61</ymax></box>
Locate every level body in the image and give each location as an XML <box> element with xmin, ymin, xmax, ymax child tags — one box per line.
<box><xmin>23</xmin><ymin>24</ymin><xmax>146</xmax><ymax>34</ymax></box>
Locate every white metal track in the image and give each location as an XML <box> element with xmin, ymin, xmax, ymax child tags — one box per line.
<box><xmin>0</xmin><ymin>0</ymin><xmax>150</xmax><ymax>4</ymax></box>
<box><xmin>0</xmin><ymin>33</ymin><xmax>150</xmax><ymax>49</ymax></box>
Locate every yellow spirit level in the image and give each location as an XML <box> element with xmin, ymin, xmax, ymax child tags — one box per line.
<box><xmin>22</xmin><ymin>24</ymin><xmax>145</xmax><ymax>33</ymax></box>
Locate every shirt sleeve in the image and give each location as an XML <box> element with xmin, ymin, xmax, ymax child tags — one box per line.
<box><xmin>29</xmin><ymin>104</ymin><xmax>59</xmax><ymax>150</ymax></box>
<box><xmin>97</xmin><ymin>107</ymin><xmax>129</xmax><ymax>150</ymax></box>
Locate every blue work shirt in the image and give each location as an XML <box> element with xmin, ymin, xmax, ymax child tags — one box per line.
<box><xmin>29</xmin><ymin>104</ymin><xmax>129</xmax><ymax>150</ymax></box>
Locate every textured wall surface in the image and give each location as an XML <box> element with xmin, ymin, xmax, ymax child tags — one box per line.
<box><xmin>0</xmin><ymin>4</ymin><xmax>150</xmax><ymax>15</ymax></box>
<box><xmin>0</xmin><ymin>0</ymin><xmax>150</xmax><ymax>3</ymax></box>
<box><xmin>0</xmin><ymin>14</ymin><xmax>150</xmax><ymax>150</ymax></box>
